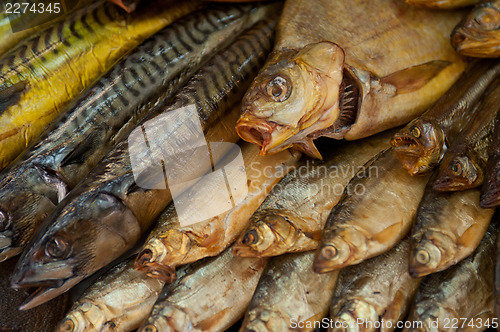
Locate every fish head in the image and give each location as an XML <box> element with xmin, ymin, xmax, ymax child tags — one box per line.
<box><xmin>434</xmin><ymin>152</ymin><xmax>483</xmax><ymax>191</ymax></box>
<box><xmin>391</xmin><ymin>118</ymin><xmax>446</xmax><ymax>175</ymax></box>
<box><xmin>480</xmin><ymin>158</ymin><xmax>500</xmax><ymax>208</ymax></box>
<box><xmin>330</xmin><ymin>299</ymin><xmax>378</xmax><ymax>332</ymax></box>
<box><xmin>232</xmin><ymin>213</ymin><xmax>298</xmax><ymax>257</ymax></box>
<box><xmin>57</xmin><ymin>303</ymin><xmax>106</xmax><ymax>332</ymax></box>
<box><xmin>134</xmin><ymin>236</ymin><xmax>180</xmax><ymax>282</ymax></box>
<box><xmin>140</xmin><ymin>305</ymin><xmax>191</xmax><ymax>332</ymax></box>
<box><xmin>409</xmin><ymin>232</ymin><xmax>455</xmax><ymax>278</ymax></box>
<box><xmin>10</xmin><ymin>191</ymin><xmax>140</xmax><ymax>309</ymax></box>
<box><xmin>243</xmin><ymin>309</ymin><xmax>289</xmax><ymax>332</ymax></box>
<box><xmin>451</xmin><ymin>2</ymin><xmax>500</xmax><ymax>57</ymax></box>
<box><xmin>237</xmin><ymin>42</ymin><xmax>347</xmax><ymax>158</ymax></box>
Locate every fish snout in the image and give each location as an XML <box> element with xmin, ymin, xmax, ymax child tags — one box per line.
<box><xmin>236</xmin><ymin>117</ymin><xmax>280</xmax><ymax>155</ymax></box>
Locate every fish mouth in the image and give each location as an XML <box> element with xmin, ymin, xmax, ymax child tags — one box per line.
<box><xmin>391</xmin><ymin>134</ymin><xmax>422</xmax><ymax>155</ymax></box>
<box><xmin>236</xmin><ymin>118</ymin><xmax>278</xmax><ymax>155</ymax></box>
<box><xmin>134</xmin><ymin>249</ymin><xmax>177</xmax><ymax>282</ymax></box>
<box><xmin>13</xmin><ymin>277</ymin><xmax>81</xmax><ymax>310</ymax></box>
<box><xmin>451</xmin><ymin>27</ymin><xmax>500</xmax><ymax>57</ymax></box>
<box><xmin>480</xmin><ymin>187</ymin><xmax>500</xmax><ymax>209</ymax></box>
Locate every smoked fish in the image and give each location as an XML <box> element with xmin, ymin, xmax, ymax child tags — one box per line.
<box><xmin>10</xmin><ymin>20</ymin><xmax>276</xmax><ymax>310</ymax></box>
<box><xmin>392</xmin><ymin>60</ymin><xmax>500</xmax><ymax>176</ymax></box>
<box><xmin>236</xmin><ymin>0</ymin><xmax>466</xmax><ymax>158</ymax></box>
<box><xmin>406</xmin><ymin>0</ymin><xmax>481</xmax><ymax>9</ymax></box>
<box><xmin>480</xmin><ymin>103</ymin><xmax>500</xmax><ymax>208</ymax></box>
<box><xmin>232</xmin><ymin>132</ymin><xmax>392</xmax><ymax>258</ymax></box>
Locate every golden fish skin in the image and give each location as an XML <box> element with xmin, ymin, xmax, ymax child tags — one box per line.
<box><xmin>404</xmin><ymin>223</ymin><xmax>497</xmax><ymax>332</ymax></box>
<box><xmin>480</xmin><ymin>99</ymin><xmax>500</xmax><ymax>208</ymax></box>
<box><xmin>329</xmin><ymin>237</ymin><xmax>421</xmax><ymax>332</ymax></box>
<box><xmin>57</xmin><ymin>258</ymin><xmax>165</xmax><ymax>332</ymax></box>
<box><xmin>406</xmin><ymin>0</ymin><xmax>481</xmax><ymax>9</ymax></box>
<box><xmin>391</xmin><ymin>60</ymin><xmax>500</xmax><ymax>176</ymax></box>
<box><xmin>410</xmin><ymin>172</ymin><xmax>495</xmax><ymax>278</ymax></box>
<box><xmin>236</xmin><ymin>0</ymin><xmax>466</xmax><ymax>158</ymax></box>
<box><xmin>10</xmin><ymin>20</ymin><xmax>276</xmax><ymax>310</ymax></box>
<box><xmin>0</xmin><ymin>0</ymin><xmax>199</xmax><ymax>170</ymax></box>
<box><xmin>452</xmin><ymin>0</ymin><xmax>500</xmax><ymax>58</ymax></box>
<box><xmin>139</xmin><ymin>248</ymin><xmax>268</xmax><ymax>332</ymax></box>
<box><xmin>314</xmin><ymin>149</ymin><xmax>431</xmax><ymax>273</ymax></box>
<box><xmin>134</xmin><ymin>142</ymin><xmax>300</xmax><ymax>281</ymax></box>
<box><xmin>232</xmin><ymin>131</ymin><xmax>392</xmax><ymax>258</ymax></box>
<box><xmin>434</xmin><ymin>79</ymin><xmax>500</xmax><ymax>191</ymax></box>
<box><xmin>240</xmin><ymin>251</ymin><xmax>338</xmax><ymax>332</ymax></box>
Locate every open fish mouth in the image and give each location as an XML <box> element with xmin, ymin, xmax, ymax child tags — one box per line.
<box><xmin>391</xmin><ymin>135</ymin><xmax>422</xmax><ymax>154</ymax></box>
<box><xmin>134</xmin><ymin>250</ymin><xmax>177</xmax><ymax>282</ymax></box>
<box><xmin>330</xmin><ymin>68</ymin><xmax>362</xmax><ymax>134</ymax></box>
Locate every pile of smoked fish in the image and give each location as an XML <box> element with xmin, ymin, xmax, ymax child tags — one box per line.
<box><xmin>1</xmin><ymin>0</ymin><xmax>500</xmax><ymax>330</ymax></box>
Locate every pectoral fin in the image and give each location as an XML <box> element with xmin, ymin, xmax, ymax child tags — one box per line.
<box><xmin>380</xmin><ymin>60</ymin><xmax>451</xmax><ymax>94</ymax></box>
<box><xmin>0</xmin><ymin>81</ymin><xmax>28</xmax><ymax>116</ymax></box>
<box><xmin>60</xmin><ymin>129</ymin><xmax>103</xmax><ymax>167</ymax></box>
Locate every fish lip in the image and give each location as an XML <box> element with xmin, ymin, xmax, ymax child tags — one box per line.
<box><xmin>236</xmin><ymin>116</ymin><xmax>279</xmax><ymax>155</ymax></box>
<box><xmin>134</xmin><ymin>256</ymin><xmax>177</xmax><ymax>282</ymax></box>
<box><xmin>15</xmin><ymin>276</ymin><xmax>81</xmax><ymax>310</ymax></box>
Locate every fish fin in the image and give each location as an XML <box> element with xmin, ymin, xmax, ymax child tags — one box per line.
<box><xmin>0</xmin><ymin>81</ymin><xmax>28</xmax><ymax>116</ymax></box>
<box><xmin>294</xmin><ymin>41</ymin><xmax>345</xmax><ymax>75</ymax></box>
<box><xmin>195</xmin><ymin>307</ymin><xmax>232</xmax><ymax>331</ymax></box>
<box><xmin>33</xmin><ymin>164</ymin><xmax>70</xmax><ymax>203</ymax></box>
<box><xmin>380</xmin><ymin>60</ymin><xmax>451</xmax><ymax>94</ymax></box>
<box><xmin>60</xmin><ymin>130</ymin><xmax>101</xmax><ymax>167</ymax></box>
<box><xmin>370</xmin><ymin>221</ymin><xmax>404</xmax><ymax>245</ymax></box>
<box><xmin>303</xmin><ymin>230</ymin><xmax>322</xmax><ymax>241</ymax></box>
<box><xmin>457</xmin><ymin>222</ymin><xmax>489</xmax><ymax>248</ymax></box>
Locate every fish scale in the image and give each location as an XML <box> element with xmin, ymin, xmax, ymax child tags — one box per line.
<box><xmin>10</xmin><ymin>18</ymin><xmax>277</xmax><ymax>310</ymax></box>
<box><xmin>0</xmin><ymin>3</ymin><xmax>277</xmax><ymax>263</ymax></box>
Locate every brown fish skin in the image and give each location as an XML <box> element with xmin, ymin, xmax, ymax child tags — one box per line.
<box><xmin>134</xmin><ymin>142</ymin><xmax>300</xmax><ymax>281</ymax></box>
<box><xmin>240</xmin><ymin>251</ymin><xmax>338</xmax><ymax>332</ymax></box>
<box><xmin>10</xmin><ymin>20</ymin><xmax>276</xmax><ymax>310</ymax></box>
<box><xmin>236</xmin><ymin>0</ymin><xmax>466</xmax><ymax>158</ymax></box>
<box><xmin>410</xmin><ymin>172</ymin><xmax>494</xmax><ymax>278</ymax></box>
<box><xmin>391</xmin><ymin>60</ymin><xmax>500</xmax><ymax>176</ymax></box>
<box><xmin>404</xmin><ymin>223</ymin><xmax>497</xmax><ymax>332</ymax></box>
<box><xmin>495</xmin><ymin>213</ymin><xmax>500</xmax><ymax>322</ymax></box>
<box><xmin>329</xmin><ymin>237</ymin><xmax>421</xmax><ymax>332</ymax></box>
<box><xmin>406</xmin><ymin>0</ymin><xmax>481</xmax><ymax>9</ymax></box>
<box><xmin>139</xmin><ymin>248</ymin><xmax>268</xmax><ymax>332</ymax></box>
<box><xmin>452</xmin><ymin>0</ymin><xmax>500</xmax><ymax>58</ymax></box>
<box><xmin>314</xmin><ymin>149</ymin><xmax>431</xmax><ymax>273</ymax></box>
<box><xmin>232</xmin><ymin>131</ymin><xmax>392</xmax><ymax>258</ymax></box>
<box><xmin>481</xmin><ymin>106</ymin><xmax>500</xmax><ymax>208</ymax></box>
<box><xmin>434</xmin><ymin>79</ymin><xmax>500</xmax><ymax>191</ymax></box>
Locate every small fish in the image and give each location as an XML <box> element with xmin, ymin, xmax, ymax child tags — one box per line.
<box><xmin>240</xmin><ymin>251</ymin><xmax>338</xmax><ymax>332</ymax></box>
<box><xmin>480</xmin><ymin>106</ymin><xmax>500</xmax><ymax>208</ymax></box>
<box><xmin>434</xmin><ymin>79</ymin><xmax>500</xmax><ymax>191</ymax></box>
<box><xmin>235</xmin><ymin>0</ymin><xmax>466</xmax><ymax>158</ymax></box>
<box><xmin>452</xmin><ymin>0</ymin><xmax>500</xmax><ymax>58</ymax></box>
<box><xmin>134</xmin><ymin>142</ymin><xmax>300</xmax><ymax>282</ymax></box>
<box><xmin>404</xmin><ymin>223</ymin><xmax>497</xmax><ymax>332</ymax></box>
<box><xmin>329</xmin><ymin>237</ymin><xmax>421</xmax><ymax>332</ymax></box>
<box><xmin>391</xmin><ymin>60</ymin><xmax>500</xmax><ymax>176</ymax></box>
<box><xmin>56</xmin><ymin>257</ymin><xmax>165</xmax><ymax>332</ymax></box>
<box><xmin>314</xmin><ymin>149</ymin><xmax>431</xmax><ymax>273</ymax></box>
<box><xmin>0</xmin><ymin>0</ymin><xmax>199</xmax><ymax>170</ymax></box>
<box><xmin>0</xmin><ymin>3</ymin><xmax>276</xmax><ymax>263</ymax></box>
<box><xmin>232</xmin><ymin>131</ymin><xmax>391</xmax><ymax>258</ymax></box>
<box><xmin>10</xmin><ymin>20</ymin><xmax>276</xmax><ymax>310</ymax></box>
<box><xmin>139</xmin><ymin>247</ymin><xmax>268</xmax><ymax>332</ymax></box>
<box><xmin>406</xmin><ymin>0</ymin><xmax>481</xmax><ymax>9</ymax></box>
<box><xmin>410</xmin><ymin>174</ymin><xmax>495</xmax><ymax>278</ymax></box>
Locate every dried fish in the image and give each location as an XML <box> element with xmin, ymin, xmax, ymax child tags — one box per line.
<box><xmin>480</xmin><ymin>104</ymin><xmax>500</xmax><ymax>208</ymax></box>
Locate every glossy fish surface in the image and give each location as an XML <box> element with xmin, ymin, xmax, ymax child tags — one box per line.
<box><xmin>392</xmin><ymin>60</ymin><xmax>500</xmax><ymax>176</ymax></box>
<box><xmin>232</xmin><ymin>131</ymin><xmax>392</xmax><ymax>258</ymax></box>
<box><xmin>0</xmin><ymin>0</ymin><xmax>198</xmax><ymax>169</ymax></box>
<box><xmin>134</xmin><ymin>142</ymin><xmax>300</xmax><ymax>282</ymax></box>
<box><xmin>406</xmin><ymin>0</ymin><xmax>481</xmax><ymax>9</ymax></box>
<box><xmin>314</xmin><ymin>149</ymin><xmax>430</xmax><ymax>273</ymax></box>
<box><xmin>236</xmin><ymin>0</ymin><xmax>466</xmax><ymax>158</ymax></box>
<box><xmin>481</xmin><ymin>102</ymin><xmax>500</xmax><ymax>208</ymax></box>
<box><xmin>10</xmin><ymin>20</ymin><xmax>276</xmax><ymax>310</ymax></box>
<box><xmin>0</xmin><ymin>3</ymin><xmax>276</xmax><ymax>263</ymax></box>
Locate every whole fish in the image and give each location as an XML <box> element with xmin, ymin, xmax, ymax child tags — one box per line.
<box><xmin>480</xmin><ymin>105</ymin><xmax>500</xmax><ymax>208</ymax></box>
<box><xmin>134</xmin><ymin>142</ymin><xmax>300</xmax><ymax>282</ymax></box>
<box><xmin>235</xmin><ymin>0</ymin><xmax>466</xmax><ymax>158</ymax></box>
<box><xmin>56</xmin><ymin>258</ymin><xmax>165</xmax><ymax>332</ymax></box>
<box><xmin>404</xmin><ymin>223</ymin><xmax>497</xmax><ymax>332</ymax></box>
<box><xmin>240</xmin><ymin>251</ymin><xmax>338</xmax><ymax>332</ymax></box>
<box><xmin>139</xmin><ymin>248</ymin><xmax>268</xmax><ymax>332</ymax></box>
<box><xmin>434</xmin><ymin>79</ymin><xmax>500</xmax><ymax>191</ymax></box>
<box><xmin>410</xmin><ymin>174</ymin><xmax>495</xmax><ymax>278</ymax></box>
<box><xmin>0</xmin><ymin>257</ymin><xmax>71</xmax><ymax>332</ymax></box>
<box><xmin>391</xmin><ymin>60</ymin><xmax>500</xmax><ymax>176</ymax></box>
<box><xmin>452</xmin><ymin>0</ymin><xmax>500</xmax><ymax>58</ymax></box>
<box><xmin>0</xmin><ymin>0</ymin><xmax>198</xmax><ymax>170</ymax></box>
<box><xmin>232</xmin><ymin>132</ymin><xmax>392</xmax><ymax>258</ymax></box>
<box><xmin>10</xmin><ymin>20</ymin><xmax>276</xmax><ymax>310</ymax></box>
<box><xmin>0</xmin><ymin>3</ymin><xmax>276</xmax><ymax>263</ymax></box>
<box><xmin>329</xmin><ymin>238</ymin><xmax>421</xmax><ymax>332</ymax></box>
<box><xmin>406</xmin><ymin>0</ymin><xmax>481</xmax><ymax>9</ymax></box>
<box><xmin>314</xmin><ymin>149</ymin><xmax>430</xmax><ymax>273</ymax></box>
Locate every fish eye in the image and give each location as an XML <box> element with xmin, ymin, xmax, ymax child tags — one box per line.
<box><xmin>45</xmin><ymin>236</ymin><xmax>70</xmax><ymax>259</ymax></box>
<box><xmin>451</xmin><ymin>161</ymin><xmax>462</xmax><ymax>176</ymax></box>
<box><xmin>0</xmin><ymin>210</ymin><xmax>9</xmax><ymax>232</ymax></box>
<box><xmin>142</xmin><ymin>325</ymin><xmax>158</xmax><ymax>332</ymax></box>
<box><xmin>242</xmin><ymin>230</ymin><xmax>258</xmax><ymax>245</ymax></box>
<box><xmin>474</xmin><ymin>7</ymin><xmax>500</xmax><ymax>30</ymax></box>
<box><xmin>266</xmin><ymin>75</ymin><xmax>291</xmax><ymax>102</ymax></box>
<box><xmin>321</xmin><ymin>245</ymin><xmax>337</xmax><ymax>260</ymax></box>
<box><xmin>410</xmin><ymin>126</ymin><xmax>421</xmax><ymax>138</ymax></box>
